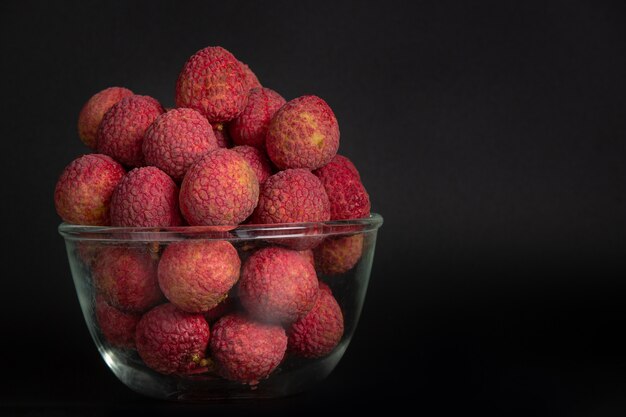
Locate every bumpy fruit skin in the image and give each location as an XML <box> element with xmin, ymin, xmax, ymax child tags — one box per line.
<box><xmin>95</xmin><ymin>295</ymin><xmax>141</xmax><ymax>349</ymax></box>
<box><xmin>253</xmin><ymin>169</ymin><xmax>330</xmax><ymax>224</ymax></box>
<box><xmin>298</xmin><ymin>249</ymin><xmax>315</xmax><ymax>267</ymax></box>
<box><xmin>204</xmin><ymin>296</ymin><xmax>236</xmax><ymax>323</ymax></box>
<box><xmin>54</xmin><ymin>154</ymin><xmax>125</xmax><ymax>225</ymax></box>
<box><xmin>78</xmin><ymin>87</ymin><xmax>134</xmax><ymax>149</ymax></box>
<box><xmin>287</xmin><ymin>283</ymin><xmax>344</xmax><ymax>358</ymax></box>
<box><xmin>240</xmin><ymin>247</ymin><xmax>319</xmax><ymax>323</ymax></box>
<box><xmin>313</xmin><ymin>155</ymin><xmax>370</xmax><ymax>220</ymax></box>
<box><xmin>158</xmin><ymin>240</ymin><xmax>240</xmax><ymax>313</ymax></box>
<box><xmin>314</xmin><ymin>234</ymin><xmax>364</xmax><ymax>275</ymax></box>
<box><xmin>97</xmin><ymin>95</ymin><xmax>164</xmax><ymax>167</ymax></box>
<box><xmin>266</xmin><ymin>95</ymin><xmax>339</xmax><ymax>170</ymax></box>
<box><xmin>213</xmin><ymin>125</ymin><xmax>232</xmax><ymax>148</ymax></box>
<box><xmin>240</xmin><ymin>62</ymin><xmax>262</xmax><ymax>91</ymax></box>
<box><xmin>229</xmin><ymin>88</ymin><xmax>286</xmax><ymax>149</ymax></box>
<box><xmin>92</xmin><ymin>247</ymin><xmax>162</xmax><ymax>312</ymax></box>
<box><xmin>110</xmin><ymin>167</ymin><xmax>182</xmax><ymax>227</ymax></box>
<box><xmin>231</xmin><ymin>145</ymin><xmax>273</xmax><ymax>184</ymax></box>
<box><xmin>210</xmin><ymin>313</ymin><xmax>287</xmax><ymax>385</ymax></box>
<box><xmin>179</xmin><ymin>149</ymin><xmax>259</xmax><ymax>226</ymax></box>
<box><xmin>175</xmin><ymin>46</ymin><xmax>248</xmax><ymax>123</ymax></box>
<box><xmin>143</xmin><ymin>108</ymin><xmax>218</xmax><ymax>180</ymax></box>
<box><xmin>136</xmin><ymin>303</ymin><xmax>210</xmax><ymax>375</ymax></box>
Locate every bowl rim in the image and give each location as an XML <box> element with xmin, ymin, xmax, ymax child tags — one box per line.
<box><xmin>58</xmin><ymin>213</ymin><xmax>383</xmax><ymax>242</ymax></box>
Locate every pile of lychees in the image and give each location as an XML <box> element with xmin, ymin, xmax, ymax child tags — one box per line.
<box><xmin>55</xmin><ymin>46</ymin><xmax>371</xmax><ymax>386</ymax></box>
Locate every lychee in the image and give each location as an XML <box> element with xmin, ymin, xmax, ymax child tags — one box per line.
<box><xmin>95</xmin><ymin>295</ymin><xmax>141</xmax><ymax>349</ymax></box>
<box><xmin>158</xmin><ymin>240</ymin><xmax>240</xmax><ymax>313</ymax></box>
<box><xmin>210</xmin><ymin>313</ymin><xmax>287</xmax><ymax>385</ymax></box>
<box><xmin>179</xmin><ymin>148</ymin><xmax>259</xmax><ymax>226</ymax></box>
<box><xmin>110</xmin><ymin>167</ymin><xmax>182</xmax><ymax>227</ymax></box>
<box><xmin>175</xmin><ymin>46</ymin><xmax>248</xmax><ymax>123</ymax></box>
<box><xmin>287</xmin><ymin>283</ymin><xmax>344</xmax><ymax>358</ymax></box>
<box><xmin>266</xmin><ymin>95</ymin><xmax>339</xmax><ymax>170</ymax></box>
<box><xmin>313</xmin><ymin>155</ymin><xmax>370</xmax><ymax>220</ymax></box>
<box><xmin>78</xmin><ymin>87</ymin><xmax>133</xmax><ymax>149</ymax></box>
<box><xmin>54</xmin><ymin>154</ymin><xmax>125</xmax><ymax>225</ymax></box>
<box><xmin>314</xmin><ymin>234</ymin><xmax>364</xmax><ymax>276</ymax></box>
<box><xmin>135</xmin><ymin>303</ymin><xmax>210</xmax><ymax>375</ymax></box>
<box><xmin>239</xmin><ymin>247</ymin><xmax>319</xmax><ymax>324</ymax></box>
<box><xmin>97</xmin><ymin>95</ymin><xmax>164</xmax><ymax>167</ymax></box>
<box><xmin>92</xmin><ymin>247</ymin><xmax>162</xmax><ymax>312</ymax></box>
<box><xmin>253</xmin><ymin>169</ymin><xmax>330</xmax><ymax>224</ymax></box>
<box><xmin>143</xmin><ymin>108</ymin><xmax>218</xmax><ymax>181</ymax></box>
<box><xmin>231</xmin><ymin>145</ymin><xmax>273</xmax><ymax>184</ymax></box>
<box><xmin>229</xmin><ymin>87</ymin><xmax>286</xmax><ymax>149</ymax></box>
<box><xmin>298</xmin><ymin>249</ymin><xmax>315</xmax><ymax>267</ymax></box>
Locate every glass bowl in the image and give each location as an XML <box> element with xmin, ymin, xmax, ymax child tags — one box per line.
<box><xmin>58</xmin><ymin>214</ymin><xmax>383</xmax><ymax>400</ymax></box>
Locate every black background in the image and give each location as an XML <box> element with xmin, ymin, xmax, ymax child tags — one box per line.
<box><xmin>2</xmin><ymin>0</ymin><xmax>626</xmax><ymax>415</ymax></box>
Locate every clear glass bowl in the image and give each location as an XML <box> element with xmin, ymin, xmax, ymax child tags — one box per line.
<box><xmin>58</xmin><ymin>214</ymin><xmax>382</xmax><ymax>400</ymax></box>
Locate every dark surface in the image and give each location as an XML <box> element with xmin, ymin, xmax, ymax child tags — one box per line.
<box><xmin>2</xmin><ymin>0</ymin><xmax>626</xmax><ymax>415</ymax></box>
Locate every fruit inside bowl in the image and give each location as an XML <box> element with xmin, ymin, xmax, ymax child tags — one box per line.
<box><xmin>59</xmin><ymin>216</ymin><xmax>382</xmax><ymax>399</ymax></box>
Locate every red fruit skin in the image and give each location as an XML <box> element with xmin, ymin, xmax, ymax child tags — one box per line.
<box><xmin>239</xmin><ymin>247</ymin><xmax>319</xmax><ymax>324</ymax></box>
<box><xmin>213</xmin><ymin>125</ymin><xmax>232</xmax><ymax>148</ymax></box>
<box><xmin>78</xmin><ymin>87</ymin><xmax>133</xmax><ymax>149</ymax></box>
<box><xmin>158</xmin><ymin>240</ymin><xmax>241</xmax><ymax>313</ymax></box>
<box><xmin>143</xmin><ymin>108</ymin><xmax>218</xmax><ymax>181</ymax></box>
<box><xmin>229</xmin><ymin>88</ymin><xmax>286</xmax><ymax>149</ymax></box>
<box><xmin>314</xmin><ymin>234</ymin><xmax>364</xmax><ymax>276</ymax></box>
<box><xmin>253</xmin><ymin>169</ymin><xmax>330</xmax><ymax>224</ymax></box>
<box><xmin>210</xmin><ymin>313</ymin><xmax>287</xmax><ymax>385</ymax></box>
<box><xmin>313</xmin><ymin>155</ymin><xmax>370</xmax><ymax>220</ymax></box>
<box><xmin>179</xmin><ymin>148</ymin><xmax>259</xmax><ymax>226</ymax></box>
<box><xmin>136</xmin><ymin>303</ymin><xmax>210</xmax><ymax>375</ymax></box>
<box><xmin>175</xmin><ymin>46</ymin><xmax>248</xmax><ymax>123</ymax></box>
<box><xmin>95</xmin><ymin>295</ymin><xmax>141</xmax><ymax>349</ymax></box>
<box><xmin>97</xmin><ymin>95</ymin><xmax>164</xmax><ymax>167</ymax></box>
<box><xmin>287</xmin><ymin>283</ymin><xmax>344</xmax><ymax>358</ymax></box>
<box><xmin>54</xmin><ymin>154</ymin><xmax>126</xmax><ymax>225</ymax></box>
<box><xmin>298</xmin><ymin>249</ymin><xmax>315</xmax><ymax>267</ymax></box>
<box><xmin>266</xmin><ymin>95</ymin><xmax>339</xmax><ymax>170</ymax></box>
<box><xmin>240</xmin><ymin>62</ymin><xmax>262</xmax><ymax>91</ymax></box>
<box><xmin>110</xmin><ymin>167</ymin><xmax>182</xmax><ymax>227</ymax></box>
<box><xmin>231</xmin><ymin>145</ymin><xmax>273</xmax><ymax>184</ymax></box>
<box><xmin>92</xmin><ymin>247</ymin><xmax>163</xmax><ymax>313</ymax></box>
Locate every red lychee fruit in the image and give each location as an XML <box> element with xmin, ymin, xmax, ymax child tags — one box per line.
<box><xmin>136</xmin><ymin>303</ymin><xmax>210</xmax><ymax>375</ymax></box>
<box><xmin>287</xmin><ymin>283</ymin><xmax>344</xmax><ymax>358</ymax></box>
<box><xmin>179</xmin><ymin>148</ymin><xmax>259</xmax><ymax>226</ymax></box>
<box><xmin>314</xmin><ymin>234</ymin><xmax>364</xmax><ymax>276</ymax></box>
<box><xmin>228</xmin><ymin>87</ymin><xmax>286</xmax><ymax>149</ymax></box>
<box><xmin>239</xmin><ymin>247</ymin><xmax>319</xmax><ymax>324</ymax></box>
<box><xmin>92</xmin><ymin>247</ymin><xmax>162</xmax><ymax>313</ymax></box>
<box><xmin>143</xmin><ymin>108</ymin><xmax>218</xmax><ymax>181</ymax></box>
<box><xmin>175</xmin><ymin>46</ymin><xmax>248</xmax><ymax>123</ymax></box>
<box><xmin>97</xmin><ymin>95</ymin><xmax>164</xmax><ymax>167</ymax></box>
<box><xmin>213</xmin><ymin>124</ymin><xmax>232</xmax><ymax>148</ymax></box>
<box><xmin>110</xmin><ymin>167</ymin><xmax>182</xmax><ymax>227</ymax></box>
<box><xmin>158</xmin><ymin>240</ymin><xmax>240</xmax><ymax>313</ymax></box>
<box><xmin>253</xmin><ymin>169</ymin><xmax>330</xmax><ymax>225</ymax></box>
<box><xmin>313</xmin><ymin>155</ymin><xmax>370</xmax><ymax>220</ymax></box>
<box><xmin>240</xmin><ymin>62</ymin><xmax>262</xmax><ymax>91</ymax></box>
<box><xmin>78</xmin><ymin>87</ymin><xmax>134</xmax><ymax>149</ymax></box>
<box><xmin>95</xmin><ymin>295</ymin><xmax>141</xmax><ymax>349</ymax></box>
<box><xmin>54</xmin><ymin>154</ymin><xmax>126</xmax><ymax>225</ymax></box>
<box><xmin>231</xmin><ymin>145</ymin><xmax>273</xmax><ymax>184</ymax></box>
<box><xmin>210</xmin><ymin>313</ymin><xmax>287</xmax><ymax>385</ymax></box>
<box><xmin>266</xmin><ymin>95</ymin><xmax>339</xmax><ymax>170</ymax></box>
